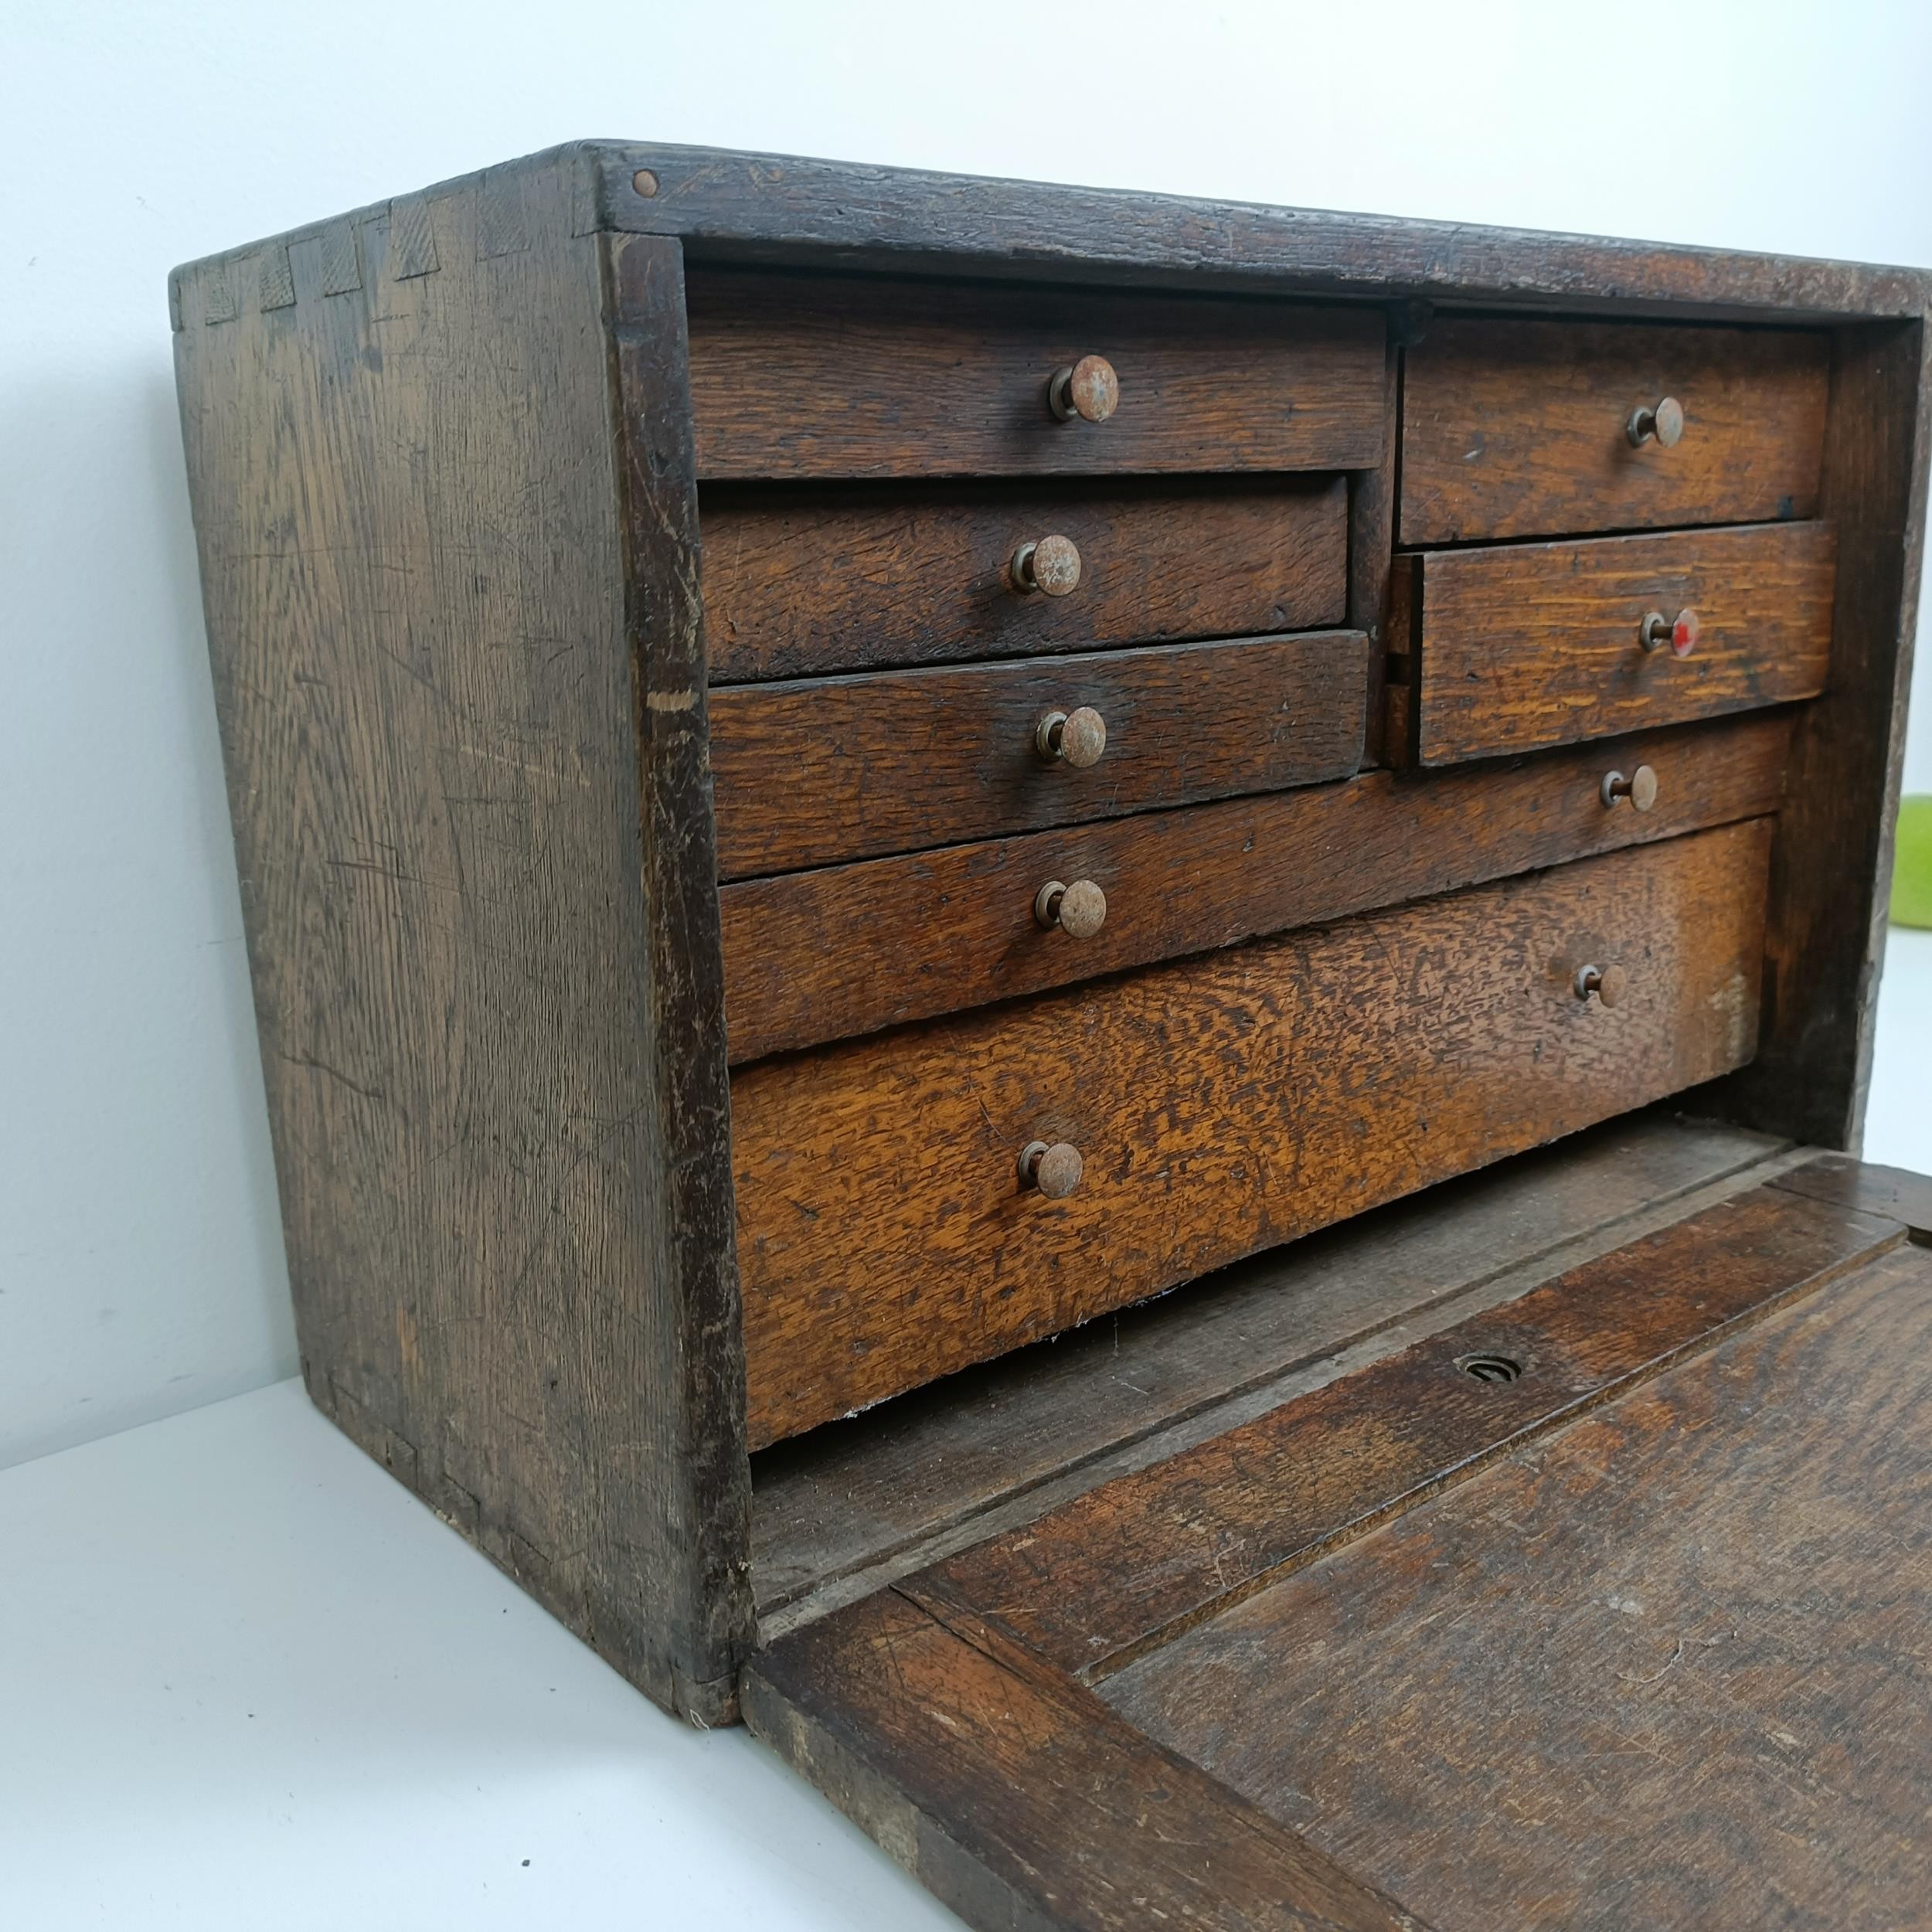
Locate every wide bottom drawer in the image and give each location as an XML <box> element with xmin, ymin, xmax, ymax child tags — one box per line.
<box><xmin>732</xmin><ymin>818</ymin><xmax>1771</xmax><ymax>1447</ymax></box>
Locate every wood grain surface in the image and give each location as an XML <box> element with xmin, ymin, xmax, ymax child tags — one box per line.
<box><xmin>685</xmin><ymin>268</ymin><xmax>1387</xmax><ymax>479</ymax></box>
<box><xmin>699</xmin><ymin>476</ymin><xmax>1346</xmax><ymax>682</ymax></box>
<box><xmin>910</xmin><ymin>1177</ymin><xmax>1898</xmax><ymax>1676</ymax></box>
<box><xmin>710</xmin><ymin>631</ymin><xmax>1369</xmax><ymax>879</ymax></box>
<box><xmin>583</xmin><ymin>141</ymin><xmax>1932</xmax><ymax>322</ymax></box>
<box><xmin>1772</xmin><ymin>1150</ymin><xmax>1932</xmax><ymax>1234</ymax></box>
<box><xmin>743</xmin><ymin>1590</ymin><xmax>1420</xmax><ymax>1932</ymax></box>
<box><xmin>721</xmin><ymin>713</ymin><xmax>1792</xmax><ymax>1063</ymax></box>
<box><xmin>749</xmin><ymin>1114</ymin><xmax>1789</xmax><ymax>1623</ymax></box>
<box><xmin>171</xmin><ymin>165</ymin><xmax>750</xmax><ymax>1719</ymax></box>
<box><xmin>1407</xmin><ymin>521</ymin><xmax>1835</xmax><ymax>764</ymax></box>
<box><xmin>733</xmin><ymin>823</ymin><xmax>1772</xmax><ymax>1446</ymax></box>
<box><xmin>1106</xmin><ymin>1237</ymin><xmax>1932</xmax><ymax>1932</ymax></box>
<box><xmin>1400</xmin><ymin>319</ymin><xmax>1830</xmax><ymax>543</ymax></box>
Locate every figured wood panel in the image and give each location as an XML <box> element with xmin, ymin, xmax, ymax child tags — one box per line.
<box><xmin>733</xmin><ymin>823</ymin><xmax>1772</xmax><ymax>1447</ymax></box>
<box><xmin>710</xmin><ymin>631</ymin><xmax>1369</xmax><ymax>879</ymax></box>
<box><xmin>743</xmin><ymin>1590</ymin><xmax>1417</xmax><ymax>1932</ymax></box>
<box><xmin>170</xmin><ymin>165</ymin><xmax>749</xmax><ymax>1719</ymax></box>
<box><xmin>700</xmin><ymin>477</ymin><xmax>1347</xmax><ymax>682</ymax></box>
<box><xmin>1400</xmin><ymin>319</ymin><xmax>1829</xmax><ymax>543</ymax></box>
<box><xmin>685</xmin><ymin>270</ymin><xmax>1387</xmax><ymax>479</ymax></box>
<box><xmin>722</xmin><ymin>713</ymin><xmax>1792</xmax><ymax>1063</ymax></box>
<box><xmin>911</xmin><ymin>1179</ymin><xmax>1898</xmax><ymax>1677</ymax></box>
<box><xmin>750</xmin><ymin>1114</ymin><xmax>1790</xmax><ymax>1622</ymax></box>
<box><xmin>1411</xmin><ymin>522</ymin><xmax>1835</xmax><ymax>764</ymax></box>
<box><xmin>1107</xmin><ymin>1238</ymin><xmax>1932</xmax><ymax>1932</ymax></box>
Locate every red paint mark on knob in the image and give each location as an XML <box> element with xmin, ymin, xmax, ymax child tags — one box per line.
<box><xmin>1671</xmin><ymin>609</ymin><xmax>1700</xmax><ymax>658</ymax></box>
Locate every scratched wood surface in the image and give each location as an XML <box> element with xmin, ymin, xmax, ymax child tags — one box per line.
<box><xmin>1406</xmin><ymin>521</ymin><xmax>1835</xmax><ymax>764</ymax></box>
<box><xmin>721</xmin><ymin>713</ymin><xmax>1792</xmax><ymax>1063</ymax></box>
<box><xmin>699</xmin><ymin>476</ymin><xmax>1346</xmax><ymax>682</ymax></box>
<box><xmin>171</xmin><ymin>164</ymin><xmax>750</xmax><ymax>1719</ymax></box>
<box><xmin>685</xmin><ymin>268</ymin><xmax>1387</xmax><ymax>479</ymax></box>
<box><xmin>709</xmin><ymin>630</ymin><xmax>1368</xmax><ymax>879</ymax></box>
<box><xmin>1106</xmin><ymin>1236</ymin><xmax>1932</xmax><ymax>1932</ymax></box>
<box><xmin>743</xmin><ymin>1590</ymin><xmax>1418</xmax><ymax>1932</ymax></box>
<box><xmin>1400</xmin><ymin>318</ymin><xmax>1830</xmax><ymax>543</ymax></box>
<box><xmin>733</xmin><ymin>824</ymin><xmax>1770</xmax><ymax>1447</ymax></box>
<box><xmin>910</xmin><ymin>1178</ymin><xmax>1898</xmax><ymax>1677</ymax></box>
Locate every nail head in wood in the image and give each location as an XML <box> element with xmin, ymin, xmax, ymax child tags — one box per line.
<box><xmin>1600</xmin><ymin>764</ymin><xmax>1659</xmax><ymax>811</ymax></box>
<box><xmin>1048</xmin><ymin>354</ymin><xmax>1120</xmax><ymax>423</ymax></box>
<box><xmin>1010</xmin><ymin>533</ymin><xmax>1083</xmax><ymax>597</ymax></box>
<box><xmin>1627</xmin><ymin>395</ymin><xmax>1685</xmax><ymax>447</ymax></box>
<box><xmin>631</xmin><ymin>169</ymin><xmax>660</xmax><ymax>199</ymax></box>
<box><xmin>1575</xmin><ymin>961</ymin><xmax>1631</xmax><ymax>1008</ymax></box>
<box><xmin>1018</xmin><ymin>1138</ymin><xmax>1083</xmax><ymax>1199</ymax></box>
<box><xmin>1034</xmin><ymin>877</ymin><xmax>1107</xmax><ymax>937</ymax></box>
<box><xmin>1034</xmin><ymin>705</ymin><xmax>1107</xmax><ymax>768</ymax></box>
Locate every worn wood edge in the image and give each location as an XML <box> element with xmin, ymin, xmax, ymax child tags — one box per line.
<box><xmin>605</xmin><ymin>231</ymin><xmax>757</xmax><ymax>1702</ymax></box>
<box><xmin>169</xmin><ymin>143</ymin><xmax>1932</xmax><ymax>334</ymax></box>
<box><xmin>754</xmin><ymin>1128</ymin><xmax>1804</xmax><ymax>1641</ymax></box>
<box><xmin>743</xmin><ymin>1590</ymin><xmax>1428</xmax><ymax>1932</ymax></box>
<box><xmin>904</xmin><ymin>1177</ymin><xmax>1906</xmax><ymax>1682</ymax></box>
<box><xmin>1770</xmin><ymin>1151</ymin><xmax>1932</xmax><ymax>1236</ymax></box>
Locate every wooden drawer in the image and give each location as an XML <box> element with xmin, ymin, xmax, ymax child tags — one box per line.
<box><xmin>686</xmin><ymin>270</ymin><xmax>1387</xmax><ymax>480</ymax></box>
<box><xmin>733</xmin><ymin>819</ymin><xmax>1770</xmax><ymax>1446</ymax></box>
<box><xmin>700</xmin><ymin>477</ymin><xmax>1348</xmax><ymax>682</ymax></box>
<box><xmin>1400</xmin><ymin>319</ymin><xmax>1829</xmax><ymax>545</ymax></box>
<box><xmin>1392</xmin><ymin>520</ymin><xmax>1835</xmax><ymax>765</ymax></box>
<box><xmin>709</xmin><ymin>631</ymin><xmax>1369</xmax><ymax>879</ymax></box>
<box><xmin>721</xmin><ymin>713</ymin><xmax>1793</xmax><ymax>1063</ymax></box>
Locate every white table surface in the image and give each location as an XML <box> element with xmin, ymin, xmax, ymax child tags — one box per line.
<box><xmin>5</xmin><ymin>927</ymin><xmax>1927</xmax><ymax>1930</ymax></box>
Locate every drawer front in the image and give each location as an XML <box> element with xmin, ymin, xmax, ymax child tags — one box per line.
<box><xmin>733</xmin><ymin>821</ymin><xmax>1770</xmax><ymax>1447</ymax></box>
<box><xmin>1400</xmin><ymin>521</ymin><xmax>1835</xmax><ymax>765</ymax></box>
<box><xmin>722</xmin><ymin>713</ymin><xmax>1793</xmax><ymax>1064</ymax></box>
<box><xmin>686</xmin><ymin>271</ymin><xmax>1387</xmax><ymax>481</ymax></box>
<box><xmin>710</xmin><ymin>632</ymin><xmax>1369</xmax><ymax>880</ymax></box>
<box><xmin>701</xmin><ymin>478</ymin><xmax>1348</xmax><ymax>683</ymax></box>
<box><xmin>1400</xmin><ymin>319</ymin><xmax>1829</xmax><ymax>545</ymax></box>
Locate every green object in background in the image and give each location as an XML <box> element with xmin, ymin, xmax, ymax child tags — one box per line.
<box><xmin>1895</xmin><ymin>797</ymin><xmax>1932</xmax><ymax>928</ymax></box>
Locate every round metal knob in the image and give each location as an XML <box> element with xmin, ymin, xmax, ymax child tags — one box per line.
<box><xmin>1627</xmin><ymin>396</ymin><xmax>1685</xmax><ymax>447</ymax></box>
<box><xmin>1600</xmin><ymin>764</ymin><xmax>1659</xmax><ymax>812</ymax></box>
<box><xmin>1035</xmin><ymin>878</ymin><xmax>1107</xmax><ymax>938</ymax></box>
<box><xmin>1019</xmin><ymin>1139</ymin><xmax>1083</xmax><ymax>1199</ymax></box>
<box><xmin>1639</xmin><ymin>607</ymin><xmax>1699</xmax><ymax>657</ymax></box>
<box><xmin>1048</xmin><ymin>355</ymin><xmax>1120</xmax><ymax>424</ymax></box>
<box><xmin>1011</xmin><ymin>534</ymin><xmax>1083</xmax><ymax>597</ymax></box>
<box><xmin>1574</xmin><ymin>962</ymin><xmax>1631</xmax><ymax>1008</ymax></box>
<box><xmin>1035</xmin><ymin>706</ymin><xmax>1107</xmax><ymax>769</ymax></box>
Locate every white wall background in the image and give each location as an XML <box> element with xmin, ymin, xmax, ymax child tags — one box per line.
<box><xmin>5</xmin><ymin>0</ymin><xmax>1931</xmax><ymax>1471</ymax></box>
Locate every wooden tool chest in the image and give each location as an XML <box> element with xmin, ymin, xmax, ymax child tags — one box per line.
<box><xmin>174</xmin><ymin>144</ymin><xmax>1932</xmax><ymax>1929</ymax></box>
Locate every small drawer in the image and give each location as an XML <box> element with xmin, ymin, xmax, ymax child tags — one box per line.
<box><xmin>686</xmin><ymin>270</ymin><xmax>1387</xmax><ymax>481</ymax></box>
<box><xmin>700</xmin><ymin>477</ymin><xmax>1348</xmax><ymax>683</ymax></box>
<box><xmin>1400</xmin><ymin>319</ymin><xmax>1829</xmax><ymax>545</ymax></box>
<box><xmin>732</xmin><ymin>820</ymin><xmax>1770</xmax><ymax>1447</ymax></box>
<box><xmin>709</xmin><ymin>631</ymin><xmax>1369</xmax><ymax>880</ymax></box>
<box><xmin>1391</xmin><ymin>521</ymin><xmax>1835</xmax><ymax>765</ymax></box>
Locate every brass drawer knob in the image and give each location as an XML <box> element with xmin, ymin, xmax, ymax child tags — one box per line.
<box><xmin>1011</xmin><ymin>534</ymin><xmax>1083</xmax><ymax>597</ymax></box>
<box><xmin>1627</xmin><ymin>396</ymin><xmax>1685</xmax><ymax>447</ymax></box>
<box><xmin>1035</xmin><ymin>877</ymin><xmax>1107</xmax><ymax>938</ymax></box>
<box><xmin>1019</xmin><ymin>1138</ymin><xmax>1084</xmax><ymax>1199</ymax></box>
<box><xmin>1048</xmin><ymin>355</ymin><xmax>1120</xmax><ymax>423</ymax></box>
<box><xmin>1036</xmin><ymin>706</ymin><xmax>1107</xmax><ymax>768</ymax></box>
<box><xmin>1600</xmin><ymin>764</ymin><xmax>1659</xmax><ymax>811</ymax></box>
<box><xmin>1639</xmin><ymin>607</ymin><xmax>1699</xmax><ymax>656</ymax></box>
<box><xmin>1574</xmin><ymin>962</ymin><xmax>1631</xmax><ymax>1008</ymax></box>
